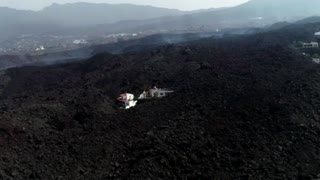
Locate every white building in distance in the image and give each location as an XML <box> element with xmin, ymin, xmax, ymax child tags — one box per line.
<box><xmin>303</xmin><ymin>42</ymin><xmax>319</xmax><ymax>48</ymax></box>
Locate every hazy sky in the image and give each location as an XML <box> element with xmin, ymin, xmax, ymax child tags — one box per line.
<box><xmin>0</xmin><ymin>0</ymin><xmax>249</xmax><ymax>11</ymax></box>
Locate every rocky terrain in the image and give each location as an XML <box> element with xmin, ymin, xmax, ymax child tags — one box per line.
<box><xmin>0</xmin><ymin>22</ymin><xmax>320</xmax><ymax>179</ymax></box>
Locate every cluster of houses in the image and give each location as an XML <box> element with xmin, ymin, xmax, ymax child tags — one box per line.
<box><xmin>117</xmin><ymin>87</ymin><xmax>174</xmax><ymax>109</ymax></box>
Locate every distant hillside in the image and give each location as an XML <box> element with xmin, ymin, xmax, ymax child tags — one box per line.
<box><xmin>0</xmin><ymin>32</ymin><xmax>224</xmax><ymax>70</ymax></box>
<box><xmin>0</xmin><ymin>3</ymin><xmax>184</xmax><ymax>41</ymax></box>
<box><xmin>190</xmin><ymin>0</ymin><xmax>320</xmax><ymax>25</ymax></box>
<box><xmin>295</xmin><ymin>16</ymin><xmax>320</xmax><ymax>24</ymax></box>
<box><xmin>2</xmin><ymin>0</ymin><xmax>320</xmax><ymax>54</ymax></box>
<box><xmin>0</xmin><ymin>7</ymin><xmax>59</xmax><ymax>41</ymax></box>
<box><xmin>40</xmin><ymin>3</ymin><xmax>184</xmax><ymax>26</ymax></box>
<box><xmin>4</xmin><ymin>14</ymin><xmax>320</xmax><ymax>71</ymax></box>
<box><xmin>98</xmin><ymin>0</ymin><xmax>320</xmax><ymax>33</ymax></box>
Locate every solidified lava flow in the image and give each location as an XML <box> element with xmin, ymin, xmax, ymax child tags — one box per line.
<box><xmin>1</xmin><ymin>22</ymin><xmax>320</xmax><ymax>179</ymax></box>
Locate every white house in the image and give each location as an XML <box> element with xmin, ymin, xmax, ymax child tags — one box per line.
<box><xmin>312</xmin><ymin>58</ymin><xmax>320</xmax><ymax>64</ymax></box>
<box><xmin>73</xmin><ymin>39</ymin><xmax>88</xmax><ymax>45</ymax></box>
<box><xmin>303</xmin><ymin>42</ymin><xmax>319</xmax><ymax>48</ymax></box>
<box><xmin>139</xmin><ymin>87</ymin><xmax>174</xmax><ymax>99</ymax></box>
<box><xmin>117</xmin><ymin>93</ymin><xmax>137</xmax><ymax>109</ymax></box>
<box><xmin>35</xmin><ymin>46</ymin><xmax>45</xmax><ymax>51</ymax></box>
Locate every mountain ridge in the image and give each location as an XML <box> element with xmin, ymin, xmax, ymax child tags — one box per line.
<box><xmin>102</xmin><ymin>0</ymin><xmax>320</xmax><ymax>33</ymax></box>
<box><xmin>0</xmin><ymin>2</ymin><xmax>185</xmax><ymax>41</ymax></box>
